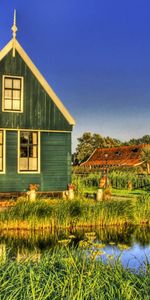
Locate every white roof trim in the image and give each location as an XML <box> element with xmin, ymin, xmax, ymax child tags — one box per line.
<box><xmin>0</xmin><ymin>39</ymin><xmax>75</xmax><ymax>126</ymax></box>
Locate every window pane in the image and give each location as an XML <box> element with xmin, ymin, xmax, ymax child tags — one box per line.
<box><xmin>29</xmin><ymin>146</ymin><xmax>37</xmax><ymax>158</ymax></box>
<box><xmin>0</xmin><ymin>145</ymin><xmax>2</xmax><ymax>158</ymax></box>
<box><xmin>32</xmin><ymin>133</ymin><xmax>37</xmax><ymax>144</ymax></box>
<box><xmin>29</xmin><ymin>132</ymin><xmax>33</xmax><ymax>144</ymax></box>
<box><xmin>29</xmin><ymin>158</ymin><xmax>37</xmax><ymax>170</ymax></box>
<box><xmin>4</xmin><ymin>100</ymin><xmax>11</xmax><ymax>110</ymax></box>
<box><xmin>0</xmin><ymin>158</ymin><xmax>2</xmax><ymax>171</ymax></box>
<box><xmin>4</xmin><ymin>90</ymin><xmax>12</xmax><ymax>99</ymax></box>
<box><xmin>13</xmin><ymin>101</ymin><xmax>20</xmax><ymax>110</ymax></box>
<box><xmin>20</xmin><ymin>132</ymin><xmax>29</xmax><ymax>144</ymax></box>
<box><xmin>13</xmin><ymin>90</ymin><xmax>20</xmax><ymax>100</ymax></box>
<box><xmin>13</xmin><ymin>79</ymin><xmax>21</xmax><ymax>89</ymax></box>
<box><xmin>20</xmin><ymin>158</ymin><xmax>28</xmax><ymax>170</ymax></box>
<box><xmin>20</xmin><ymin>146</ymin><xmax>28</xmax><ymax>157</ymax></box>
<box><xmin>0</xmin><ymin>132</ymin><xmax>2</xmax><ymax>144</ymax></box>
<box><xmin>33</xmin><ymin>146</ymin><xmax>37</xmax><ymax>158</ymax></box>
<box><xmin>5</xmin><ymin>78</ymin><xmax>12</xmax><ymax>88</ymax></box>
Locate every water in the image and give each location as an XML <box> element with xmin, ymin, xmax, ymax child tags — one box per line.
<box><xmin>0</xmin><ymin>226</ymin><xmax>150</xmax><ymax>270</ymax></box>
<box><xmin>97</xmin><ymin>243</ymin><xmax>150</xmax><ymax>270</ymax></box>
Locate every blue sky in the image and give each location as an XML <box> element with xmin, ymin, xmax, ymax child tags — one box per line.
<box><xmin>0</xmin><ymin>0</ymin><xmax>150</xmax><ymax>151</ymax></box>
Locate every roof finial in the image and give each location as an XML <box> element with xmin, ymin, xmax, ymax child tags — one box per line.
<box><xmin>11</xmin><ymin>9</ymin><xmax>18</xmax><ymax>40</ymax></box>
<box><xmin>11</xmin><ymin>9</ymin><xmax>18</xmax><ymax>57</ymax></box>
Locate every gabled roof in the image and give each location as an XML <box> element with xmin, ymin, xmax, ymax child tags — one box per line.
<box><xmin>0</xmin><ymin>39</ymin><xmax>75</xmax><ymax>126</ymax></box>
<box><xmin>81</xmin><ymin>144</ymin><xmax>150</xmax><ymax>168</ymax></box>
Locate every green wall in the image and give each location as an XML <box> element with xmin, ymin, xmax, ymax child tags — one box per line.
<box><xmin>0</xmin><ymin>50</ymin><xmax>72</xmax><ymax>131</ymax></box>
<box><xmin>0</xmin><ymin>131</ymin><xmax>71</xmax><ymax>192</ymax></box>
<box><xmin>0</xmin><ymin>47</ymin><xmax>73</xmax><ymax>193</ymax></box>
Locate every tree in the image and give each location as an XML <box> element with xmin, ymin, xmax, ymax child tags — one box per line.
<box><xmin>140</xmin><ymin>135</ymin><xmax>150</xmax><ymax>144</ymax></box>
<box><xmin>92</xmin><ymin>133</ymin><xmax>106</xmax><ymax>149</ymax></box>
<box><xmin>127</xmin><ymin>135</ymin><xmax>150</xmax><ymax>145</ymax></box>
<box><xmin>75</xmin><ymin>132</ymin><xmax>95</xmax><ymax>163</ymax></box>
<box><xmin>141</xmin><ymin>146</ymin><xmax>150</xmax><ymax>174</ymax></box>
<box><xmin>75</xmin><ymin>132</ymin><xmax>121</xmax><ymax>163</ymax></box>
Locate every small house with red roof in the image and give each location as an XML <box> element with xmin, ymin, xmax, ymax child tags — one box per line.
<box><xmin>81</xmin><ymin>144</ymin><xmax>149</xmax><ymax>170</ymax></box>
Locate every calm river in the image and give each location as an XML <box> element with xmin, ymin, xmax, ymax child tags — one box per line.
<box><xmin>0</xmin><ymin>226</ymin><xmax>150</xmax><ymax>270</ymax></box>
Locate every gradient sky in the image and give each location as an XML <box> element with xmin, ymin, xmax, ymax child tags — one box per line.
<box><xmin>0</xmin><ymin>0</ymin><xmax>150</xmax><ymax>151</ymax></box>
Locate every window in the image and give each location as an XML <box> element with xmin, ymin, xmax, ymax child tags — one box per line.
<box><xmin>132</xmin><ymin>148</ymin><xmax>139</xmax><ymax>153</ymax></box>
<box><xmin>115</xmin><ymin>151</ymin><xmax>121</xmax><ymax>156</ymax></box>
<box><xmin>0</xmin><ymin>130</ymin><xmax>5</xmax><ymax>173</ymax></box>
<box><xmin>19</xmin><ymin>131</ymin><xmax>40</xmax><ymax>172</ymax></box>
<box><xmin>3</xmin><ymin>76</ymin><xmax>23</xmax><ymax>112</ymax></box>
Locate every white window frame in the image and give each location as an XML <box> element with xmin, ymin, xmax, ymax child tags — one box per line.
<box><xmin>2</xmin><ymin>75</ymin><xmax>24</xmax><ymax>113</ymax></box>
<box><xmin>18</xmin><ymin>130</ymin><xmax>40</xmax><ymax>174</ymax></box>
<box><xmin>0</xmin><ymin>130</ymin><xmax>6</xmax><ymax>174</ymax></box>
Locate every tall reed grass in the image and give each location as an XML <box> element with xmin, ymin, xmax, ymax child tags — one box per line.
<box><xmin>73</xmin><ymin>171</ymin><xmax>150</xmax><ymax>190</ymax></box>
<box><xmin>0</xmin><ymin>195</ymin><xmax>150</xmax><ymax>229</ymax></box>
<box><xmin>0</xmin><ymin>247</ymin><xmax>150</xmax><ymax>299</ymax></box>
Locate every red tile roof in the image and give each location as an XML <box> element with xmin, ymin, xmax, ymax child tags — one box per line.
<box><xmin>81</xmin><ymin>144</ymin><xmax>149</xmax><ymax>168</ymax></box>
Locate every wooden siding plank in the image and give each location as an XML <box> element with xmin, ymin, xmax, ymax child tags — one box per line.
<box><xmin>41</xmin><ymin>132</ymin><xmax>71</xmax><ymax>191</ymax></box>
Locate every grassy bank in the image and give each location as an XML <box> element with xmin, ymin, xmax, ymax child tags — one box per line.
<box><xmin>0</xmin><ymin>247</ymin><xmax>150</xmax><ymax>299</ymax></box>
<box><xmin>0</xmin><ymin>194</ymin><xmax>150</xmax><ymax>229</ymax></box>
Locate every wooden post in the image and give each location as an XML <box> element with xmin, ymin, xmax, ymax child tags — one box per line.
<box><xmin>68</xmin><ymin>189</ymin><xmax>74</xmax><ymax>200</ymax></box>
<box><xmin>96</xmin><ymin>189</ymin><xmax>103</xmax><ymax>201</ymax></box>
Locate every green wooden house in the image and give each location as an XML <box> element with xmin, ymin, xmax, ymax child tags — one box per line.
<box><xmin>0</xmin><ymin>12</ymin><xmax>75</xmax><ymax>194</ymax></box>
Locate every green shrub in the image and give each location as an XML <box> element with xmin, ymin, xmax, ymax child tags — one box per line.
<box><xmin>69</xmin><ymin>200</ymin><xmax>84</xmax><ymax>218</ymax></box>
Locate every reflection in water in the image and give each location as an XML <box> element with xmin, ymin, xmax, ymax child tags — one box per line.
<box><xmin>17</xmin><ymin>249</ymin><xmax>41</xmax><ymax>262</ymax></box>
<box><xmin>134</xmin><ymin>226</ymin><xmax>150</xmax><ymax>246</ymax></box>
<box><xmin>0</xmin><ymin>244</ymin><xmax>6</xmax><ymax>262</ymax></box>
<box><xmin>0</xmin><ymin>226</ymin><xmax>150</xmax><ymax>269</ymax></box>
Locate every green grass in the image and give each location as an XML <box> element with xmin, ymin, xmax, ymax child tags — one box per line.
<box><xmin>111</xmin><ymin>188</ymin><xmax>148</xmax><ymax>198</ymax></box>
<box><xmin>0</xmin><ymin>247</ymin><xmax>150</xmax><ymax>299</ymax></box>
<box><xmin>83</xmin><ymin>187</ymin><xmax>148</xmax><ymax>199</ymax></box>
<box><xmin>82</xmin><ymin>186</ymin><xmax>98</xmax><ymax>193</ymax></box>
<box><xmin>79</xmin><ymin>185</ymin><xmax>148</xmax><ymax>198</ymax></box>
<box><xmin>0</xmin><ymin>194</ymin><xmax>150</xmax><ymax>229</ymax></box>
